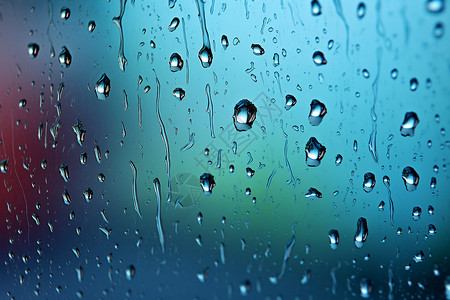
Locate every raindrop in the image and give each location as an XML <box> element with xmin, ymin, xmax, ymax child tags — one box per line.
<box><xmin>246</xmin><ymin>167</ymin><xmax>255</xmax><ymax>178</ymax></box>
<box><xmin>59</xmin><ymin>164</ymin><xmax>69</xmax><ymax>182</ymax></box>
<box><xmin>62</xmin><ymin>190</ymin><xmax>71</xmax><ymax>205</ymax></box>
<box><xmin>284</xmin><ymin>94</ymin><xmax>297</xmax><ymax>110</ymax></box>
<box><xmin>169</xmin><ymin>53</ymin><xmax>184</xmax><ymax>72</ymax></box>
<box><xmin>412</xmin><ymin>206</ymin><xmax>422</xmax><ymax>221</ymax></box>
<box><xmin>305</xmin><ymin>187</ymin><xmax>322</xmax><ymax>199</ymax></box>
<box><xmin>402</xmin><ymin>166</ymin><xmax>420</xmax><ymax>191</ymax></box>
<box><xmin>400</xmin><ymin>112</ymin><xmax>419</xmax><ymax>137</ymax></box>
<box><xmin>98</xmin><ymin>173</ymin><xmax>105</xmax><ymax>182</ymax></box>
<box><xmin>335</xmin><ymin>154</ymin><xmax>343</xmax><ymax>166</ymax></box>
<box><xmin>88</xmin><ymin>20</ymin><xmax>96</xmax><ymax>32</ymax></box>
<box><xmin>413</xmin><ymin>250</ymin><xmax>424</xmax><ymax>263</ymax></box>
<box><xmin>58</xmin><ymin>46</ymin><xmax>71</xmax><ymax>68</ymax></box>
<box><xmin>357</xmin><ymin>2</ymin><xmax>366</xmax><ymax>19</ymax></box>
<box><xmin>362</xmin><ymin>69</ymin><xmax>370</xmax><ymax>78</ymax></box>
<box><xmin>311</xmin><ymin>0</ymin><xmax>322</xmax><ymax>16</ymax></box>
<box><xmin>80</xmin><ymin>152</ymin><xmax>87</xmax><ymax>165</ymax></box>
<box><xmin>27</xmin><ymin>43</ymin><xmax>39</xmax><ymax>58</ymax></box>
<box><xmin>354</xmin><ymin>217</ymin><xmax>368</xmax><ymax>249</ymax></box>
<box><xmin>360</xmin><ymin>278</ymin><xmax>372</xmax><ymax>298</ymax></box>
<box><xmin>126</xmin><ymin>265</ymin><xmax>135</xmax><ymax>280</ymax></box>
<box><xmin>430</xmin><ymin>177</ymin><xmax>437</xmax><ymax>189</ymax></box>
<box><xmin>198</xmin><ymin>46</ymin><xmax>213</xmax><ymax>68</ymax></box>
<box><xmin>428</xmin><ymin>205</ymin><xmax>435</xmax><ymax>215</ymax></box>
<box><xmin>168</xmin><ymin>17</ymin><xmax>180</xmax><ymax>32</ymax></box>
<box><xmin>305</xmin><ymin>137</ymin><xmax>326</xmax><ymax>167</ymax></box>
<box><xmin>233</xmin><ymin>99</ymin><xmax>257</xmax><ymax>131</ymax></box>
<box><xmin>72</xmin><ymin>119</ymin><xmax>86</xmax><ymax>146</ymax></box>
<box><xmin>308</xmin><ymin>99</ymin><xmax>327</xmax><ymax>126</ymax></box>
<box><xmin>95</xmin><ymin>73</ymin><xmax>111</xmax><ymax>101</ymax></box>
<box><xmin>229</xmin><ymin>165</ymin><xmax>234</xmax><ymax>173</ymax></box>
<box><xmin>19</xmin><ymin>99</ymin><xmax>27</xmax><ymax>108</ymax></box>
<box><xmin>200</xmin><ymin>173</ymin><xmax>215</xmax><ymax>195</ymax></box>
<box><xmin>428</xmin><ymin>224</ymin><xmax>437</xmax><ymax>235</ymax></box>
<box><xmin>433</xmin><ymin>22</ymin><xmax>444</xmax><ymax>38</ymax></box>
<box><xmin>328</xmin><ymin>229</ymin><xmax>339</xmax><ymax>250</ymax></box>
<box><xmin>391</xmin><ymin>68</ymin><xmax>398</xmax><ymax>79</ymax></box>
<box><xmin>378</xmin><ymin>201</ymin><xmax>385</xmax><ymax>210</ymax></box>
<box><xmin>410</xmin><ymin>78</ymin><xmax>419</xmax><ymax>91</ymax></box>
<box><xmin>312</xmin><ymin>51</ymin><xmax>327</xmax><ymax>65</ymax></box>
<box><xmin>221</xmin><ymin>35</ymin><xmax>229</xmax><ymax>49</ymax></box>
<box><xmin>426</xmin><ymin>0</ymin><xmax>444</xmax><ymax>13</ymax></box>
<box><xmin>60</xmin><ymin>7</ymin><xmax>70</xmax><ymax>19</ymax></box>
<box><xmin>83</xmin><ymin>188</ymin><xmax>93</xmax><ymax>203</ymax></box>
<box><xmin>173</xmin><ymin>88</ymin><xmax>185</xmax><ymax>101</ymax></box>
<box><xmin>363</xmin><ymin>172</ymin><xmax>376</xmax><ymax>193</ymax></box>
<box><xmin>251</xmin><ymin>44</ymin><xmax>265</xmax><ymax>55</ymax></box>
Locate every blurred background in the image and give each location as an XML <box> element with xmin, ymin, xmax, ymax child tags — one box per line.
<box><xmin>0</xmin><ymin>0</ymin><xmax>449</xmax><ymax>299</ymax></box>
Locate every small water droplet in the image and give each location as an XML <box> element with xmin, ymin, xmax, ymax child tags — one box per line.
<box><xmin>95</xmin><ymin>73</ymin><xmax>111</xmax><ymax>101</ymax></box>
<box><xmin>221</xmin><ymin>35</ymin><xmax>229</xmax><ymax>49</ymax></box>
<box><xmin>173</xmin><ymin>88</ymin><xmax>185</xmax><ymax>101</ymax></box>
<box><xmin>354</xmin><ymin>217</ymin><xmax>368</xmax><ymax>249</ymax></box>
<box><xmin>60</xmin><ymin>7</ymin><xmax>70</xmax><ymax>19</ymax></box>
<box><xmin>233</xmin><ymin>99</ymin><xmax>257</xmax><ymax>131</ymax></box>
<box><xmin>169</xmin><ymin>53</ymin><xmax>184</xmax><ymax>72</ymax></box>
<box><xmin>357</xmin><ymin>2</ymin><xmax>366</xmax><ymax>18</ymax></box>
<box><xmin>391</xmin><ymin>68</ymin><xmax>398</xmax><ymax>79</ymax></box>
<box><xmin>72</xmin><ymin>119</ymin><xmax>86</xmax><ymax>146</ymax></box>
<box><xmin>62</xmin><ymin>190</ymin><xmax>71</xmax><ymax>205</ymax></box>
<box><xmin>88</xmin><ymin>20</ymin><xmax>96</xmax><ymax>32</ymax></box>
<box><xmin>126</xmin><ymin>265</ymin><xmax>135</xmax><ymax>280</ymax></box>
<box><xmin>59</xmin><ymin>164</ymin><xmax>69</xmax><ymax>182</ymax></box>
<box><xmin>168</xmin><ymin>17</ymin><xmax>180</xmax><ymax>32</ymax></box>
<box><xmin>200</xmin><ymin>173</ymin><xmax>215</xmax><ymax>195</ymax></box>
<box><xmin>27</xmin><ymin>43</ymin><xmax>39</xmax><ymax>58</ymax></box>
<box><xmin>413</xmin><ymin>250</ymin><xmax>424</xmax><ymax>263</ymax></box>
<box><xmin>428</xmin><ymin>224</ymin><xmax>437</xmax><ymax>235</ymax></box>
<box><xmin>313</xmin><ymin>51</ymin><xmax>327</xmax><ymax>65</ymax></box>
<box><xmin>363</xmin><ymin>172</ymin><xmax>376</xmax><ymax>193</ymax></box>
<box><xmin>83</xmin><ymin>188</ymin><xmax>93</xmax><ymax>203</ymax></box>
<box><xmin>402</xmin><ymin>166</ymin><xmax>420</xmax><ymax>192</ymax></box>
<box><xmin>335</xmin><ymin>154</ymin><xmax>343</xmax><ymax>166</ymax></box>
<box><xmin>80</xmin><ymin>152</ymin><xmax>87</xmax><ymax>165</ymax></box>
<box><xmin>246</xmin><ymin>167</ymin><xmax>255</xmax><ymax>178</ymax></box>
<box><xmin>410</xmin><ymin>78</ymin><xmax>419</xmax><ymax>91</ymax></box>
<box><xmin>19</xmin><ymin>99</ymin><xmax>27</xmax><ymax>108</ymax></box>
<box><xmin>251</xmin><ymin>44</ymin><xmax>265</xmax><ymax>55</ymax></box>
<box><xmin>362</xmin><ymin>69</ymin><xmax>370</xmax><ymax>78</ymax></box>
<box><xmin>284</xmin><ymin>94</ymin><xmax>297</xmax><ymax>110</ymax></box>
<box><xmin>197</xmin><ymin>212</ymin><xmax>203</xmax><ymax>226</ymax></box>
<box><xmin>58</xmin><ymin>46</ymin><xmax>72</xmax><ymax>68</ymax></box>
<box><xmin>198</xmin><ymin>46</ymin><xmax>213</xmax><ymax>68</ymax></box>
<box><xmin>305</xmin><ymin>187</ymin><xmax>322</xmax><ymax>199</ymax></box>
<box><xmin>328</xmin><ymin>229</ymin><xmax>339</xmax><ymax>250</ymax></box>
<box><xmin>229</xmin><ymin>165</ymin><xmax>234</xmax><ymax>173</ymax></box>
<box><xmin>400</xmin><ymin>112</ymin><xmax>419</xmax><ymax>137</ymax></box>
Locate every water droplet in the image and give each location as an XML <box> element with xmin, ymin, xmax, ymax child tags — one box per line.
<box><xmin>197</xmin><ymin>212</ymin><xmax>203</xmax><ymax>226</ymax></box>
<box><xmin>95</xmin><ymin>73</ymin><xmax>111</xmax><ymax>101</ymax></box>
<box><xmin>245</xmin><ymin>187</ymin><xmax>252</xmax><ymax>196</ymax></box>
<box><xmin>169</xmin><ymin>53</ymin><xmax>184</xmax><ymax>72</ymax></box>
<box><xmin>80</xmin><ymin>152</ymin><xmax>87</xmax><ymax>165</ymax></box>
<box><xmin>313</xmin><ymin>51</ymin><xmax>327</xmax><ymax>65</ymax></box>
<box><xmin>363</xmin><ymin>172</ymin><xmax>376</xmax><ymax>193</ymax></box>
<box><xmin>413</xmin><ymin>250</ymin><xmax>424</xmax><ymax>263</ymax></box>
<box><xmin>221</xmin><ymin>35</ymin><xmax>229</xmax><ymax>49</ymax></box>
<box><xmin>19</xmin><ymin>99</ymin><xmax>27</xmax><ymax>108</ymax></box>
<box><xmin>391</xmin><ymin>68</ymin><xmax>398</xmax><ymax>79</ymax></box>
<box><xmin>357</xmin><ymin>2</ymin><xmax>366</xmax><ymax>18</ymax></box>
<box><xmin>311</xmin><ymin>0</ymin><xmax>322</xmax><ymax>16</ymax></box>
<box><xmin>229</xmin><ymin>165</ymin><xmax>234</xmax><ymax>173</ymax></box>
<box><xmin>428</xmin><ymin>205</ymin><xmax>435</xmax><ymax>215</ymax></box>
<box><xmin>27</xmin><ymin>43</ymin><xmax>39</xmax><ymax>58</ymax></box>
<box><xmin>432</xmin><ymin>22</ymin><xmax>445</xmax><ymax>39</ymax></box>
<box><xmin>410</xmin><ymin>78</ymin><xmax>419</xmax><ymax>91</ymax></box>
<box><xmin>143</xmin><ymin>85</ymin><xmax>151</xmax><ymax>94</ymax></box>
<box><xmin>88</xmin><ymin>20</ymin><xmax>96</xmax><ymax>32</ymax></box>
<box><xmin>335</xmin><ymin>154</ymin><xmax>343</xmax><ymax>166</ymax></box>
<box><xmin>362</xmin><ymin>69</ymin><xmax>370</xmax><ymax>78</ymax></box>
<box><xmin>72</xmin><ymin>119</ymin><xmax>86</xmax><ymax>146</ymax></box>
<box><xmin>126</xmin><ymin>265</ymin><xmax>135</xmax><ymax>280</ymax></box>
<box><xmin>239</xmin><ymin>280</ymin><xmax>251</xmax><ymax>296</ymax></box>
<box><xmin>168</xmin><ymin>17</ymin><xmax>180</xmax><ymax>32</ymax></box>
<box><xmin>426</xmin><ymin>0</ymin><xmax>445</xmax><ymax>13</ymax></box>
<box><xmin>200</xmin><ymin>173</ymin><xmax>215</xmax><ymax>195</ymax></box>
<box><xmin>354</xmin><ymin>217</ymin><xmax>368</xmax><ymax>249</ymax></box>
<box><xmin>83</xmin><ymin>188</ymin><xmax>93</xmax><ymax>203</ymax></box>
<box><xmin>94</xmin><ymin>142</ymin><xmax>102</xmax><ymax>164</ymax></box>
<box><xmin>412</xmin><ymin>206</ymin><xmax>422</xmax><ymax>221</ymax></box>
<box><xmin>198</xmin><ymin>46</ymin><xmax>213</xmax><ymax>68</ymax></box>
<box><xmin>284</xmin><ymin>94</ymin><xmax>297</xmax><ymax>110</ymax></box>
<box><xmin>430</xmin><ymin>177</ymin><xmax>437</xmax><ymax>189</ymax></box>
<box><xmin>60</xmin><ymin>7</ymin><xmax>70</xmax><ymax>19</ymax></box>
<box><xmin>62</xmin><ymin>190</ymin><xmax>71</xmax><ymax>205</ymax></box>
<box><xmin>251</xmin><ymin>44</ymin><xmax>265</xmax><ymax>55</ymax></box>
<box><xmin>246</xmin><ymin>167</ymin><xmax>255</xmax><ymax>178</ymax></box>
<box><xmin>233</xmin><ymin>99</ymin><xmax>257</xmax><ymax>131</ymax></box>
<box><xmin>98</xmin><ymin>173</ymin><xmax>105</xmax><ymax>182</ymax></box>
<box><xmin>428</xmin><ymin>224</ymin><xmax>437</xmax><ymax>235</ymax></box>
<box><xmin>305</xmin><ymin>137</ymin><xmax>326</xmax><ymax>167</ymax></box>
<box><xmin>59</xmin><ymin>164</ymin><xmax>69</xmax><ymax>182</ymax></box>
<box><xmin>378</xmin><ymin>201</ymin><xmax>385</xmax><ymax>210</ymax></box>
<box><xmin>173</xmin><ymin>88</ymin><xmax>185</xmax><ymax>101</ymax></box>
<box><xmin>58</xmin><ymin>46</ymin><xmax>72</xmax><ymax>68</ymax></box>
<box><xmin>0</xmin><ymin>159</ymin><xmax>8</xmax><ymax>174</ymax></box>
<box><xmin>400</xmin><ymin>112</ymin><xmax>419</xmax><ymax>137</ymax></box>
<box><xmin>402</xmin><ymin>166</ymin><xmax>420</xmax><ymax>191</ymax></box>
<box><xmin>150</xmin><ymin>40</ymin><xmax>156</xmax><ymax>48</ymax></box>
<box><xmin>308</xmin><ymin>99</ymin><xmax>327</xmax><ymax>126</ymax></box>
<box><xmin>328</xmin><ymin>229</ymin><xmax>339</xmax><ymax>250</ymax></box>
<box><xmin>41</xmin><ymin>159</ymin><xmax>47</xmax><ymax>169</ymax></box>
<box><xmin>360</xmin><ymin>278</ymin><xmax>372</xmax><ymax>298</ymax></box>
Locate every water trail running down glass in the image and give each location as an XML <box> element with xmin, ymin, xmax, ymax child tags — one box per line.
<box><xmin>112</xmin><ymin>0</ymin><xmax>128</xmax><ymax>71</ymax></box>
<box><xmin>195</xmin><ymin>0</ymin><xmax>213</xmax><ymax>68</ymax></box>
<box><xmin>129</xmin><ymin>160</ymin><xmax>143</xmax><ymax>219</ymax></box>
<box><xmin>369</xmin><ymin>48</ymin><xmax>382</xmax><ymax>163</ymax></box>
<box><xmin>154</xmin><ymin>71</ymin><xmax>172</xmax><ymax>203</ymax></box>
<box><xmin>205</xmin><ymin>84</ymin><xmax>215</xmax><ymax>138</ymax></box>
<box><xmin>153</xmin><ymin>178</ymin><xmax>165</xmax><ymax>253</ymax></box>
<box><xmin>180</xmin><ymin>132</ymin><xmax>195</xmax><ymax>152</ymax></box>
<box><xmin>271</xmin><ymin>234</ymin><xmax>296</xmax><ymax>283</ymax></box>
<box><xmin>384</xmin><ymin>176</ymin><xmax>395</xmax><ymax>226</ymax></box>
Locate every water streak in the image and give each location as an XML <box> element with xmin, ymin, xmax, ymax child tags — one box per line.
<box><xmin>332</xmin><ymin>0</ymin><xmax>349</xmax><ymax>57</ymax></box>
<box><xmin>216</xmin><ymin>149</ymin><xmax>222</xmax><ymax>168</ymax></box>
<box><xmin>195</xmin><ymin>0</ymin><xmax>213</xmax><ymax>67</ymax></box>
<box><xmin>154</xmin><ymin>70</ymin><xmax>172</xmax><ymax>202</ymax></box>
<box><xmin>129</xmin><ymin>161</ymin><xmax>143</xmax><ymax>219</ymax></box>
<box><xmin>112</xmin><ymin>0</ymin><xmax>128</xmax><ymax>71</ymax></box>
<box><xmin>368</xmin><ymin>48</ymin><xmax>382</xmax><ymax>163</ymax></box>
<box><xmin>153</xmin><ymin>178</ymin><xmax>165</xmax><ymax>253</ymax></box>
<box><xmin>180</xmin><ymin>132</ymin><xmax>195</xmax><ymax>152</ymax></box>
<box><xmin>284</xmin><ymin>140</ymin><xmax>295</xmax><ymax>185</ymax></box>
<box><xmin>205</xmin><ymin>84</ymin><xmax>215</xmax><ymax>138</ymax></box>
<box><xmin>272</xmin><ymin>235</ymin><xmax>295</xmax><ymax>283</ymax></box>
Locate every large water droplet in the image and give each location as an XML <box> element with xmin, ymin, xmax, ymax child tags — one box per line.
<box><xmin>233</xmin><ymin>99</ymin><xmax>257</xmax><ymax>131</ymax></box>
<box><xmin>251</xmin><ymin>44</ymin><xmax>265</xmax><ymax>55</ymax></box>
<box><xmin>95</xmin><ymin>73</ymin><xmax>111</xmax><ymax>101</ymax></box>
<box><xmin>88</xmin><ymin>20</ymin><xmax>96</xmax><ymax>32</ymax></box>
<box><xmin>412</xmin><ymin>206</ymin><xmax>422</xmax><ymax>221</ymax></box>
<box><xmin>305</xmin><ymin>187</ymin><xmax>322</xmax><ymax>199</ymax></box>
<box><xmin>72</xmin><ymin>119</ymin><xmax>86</xmax><ymax>146</ymax></box>
<box><xmin>313</xmin><ymin>51</ymin><xmax>326</xmax><ymax>65</ymax></box>
<box><xmin>0</xmin><ymin>159</ymin><xmax>9</xmax><ymax>173</ymax></box>
<box><xmin>360</xmin><ymin>278</ymin><xmax>372</xmax><ymax>298</ymax></box>
<box><xmin>60</xmin><ymin>7</ymin><xmax>70</xmax><ymax>19</ymax></box>
<box><xmin>400</xmin><ymin>112</ymin><xmax>419</xmax><ymax>137</ymax></box>
<box><xmin>308</xmin><ymin>99</ymin><xmax>327</xmax><ymax>126</ymax></box>
<box><xmin>328</xmin><ymin>229</ymin><xmax>339</xmax><ymax>250</ymax></box>
<box><xmin>354</xmin><ymin>217</ymin><xmax>368</xmax><ymax>249</ymax></box>
<box><xmin>168</xmin><ymin>17</ymin><xmax>180</xmax><ymax>32</ymax></box>
<box><xmin>173</xmin><ymin>88</ymin><xmax>185</xmax><ymax>101</ymax></box>
<box><xmin>363</xmin><ymin>172</ymin><xmax>376</xmax><ymax>193</ymax></box>
<box><xmin>284</xmin><ymin>94</ymin><xmax>297</xmax><ymax>110</ymax></box>
<box><xmin>311</xmin><ymin>0</ymin><xmax>322</xmax><ymax>16</ymax></box>
<box><xmin>169</xmin><ymin>53</ymin><xmax>184</xmax><ymax>72</ymax></box>
<box><xmin>27</xmin><ymin>43</ymin><xmax>39</xmax><ymax>58</ymax></box>
<box><xmin>126</xmin><ymin>265</ymin><xmax>135</xmax><ymax>280</ymax></box>
<box><xmin>428</xmin><ymin>224</ymin><xmax>437</xmax><ymax>235</ymax></box>
<box><xmin>198</xmin><ymin>46</ymin><xmax>213</xmax><ymax>68</ymax></box>
<box><xmin>402</xmin><ymin>166</ymin><xmax>420</xmax><ymax>191</ymax></box>
<box><xmin>357</xmin><ymin>2</ymin><xmax>366</xmax><ymax>18</ymax></box>
<box><xmin>305</xmin><ymin>137</ymin><xmax>326</xmax><ymax>167</ymax></box>
<box><xmin>83</xmin><ymin>188</ymin><xmax>93</xmax><ymax>203</ymax></box>
<box><xmin>58</xmin><ymin>46</ymin><xmax>72</xmax><ymax>68</ymax></box>
<box><xmin>200</xmin><ymin>173</ymin><xmax>215</xmax><ymax>195</ymax></box>
<box><xmin>426</xmin><ymin>0</ymin><xmax>445</xmax><ymax>13</ymax></box>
